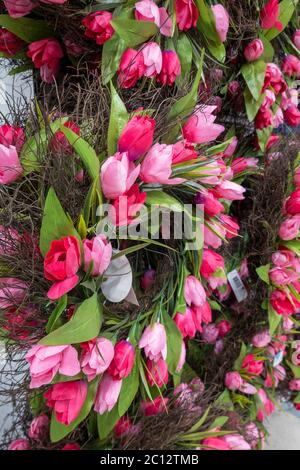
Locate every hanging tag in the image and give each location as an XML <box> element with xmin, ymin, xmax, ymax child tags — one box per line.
<box><xmin>273</xmin><ymin>351</ymin><xmax>283</xmax><ymax>367</ymax></box>
<box><xmin>227</xmin><ymin>269</ymin><xmax>247</xmax><ymax>303</ymax></box>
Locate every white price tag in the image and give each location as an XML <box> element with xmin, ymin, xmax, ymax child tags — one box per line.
<box><xmin>227</xmin><ymin>269</ymin><xmax>247</xmax><ymax>303</ymax></box>
<box><xmin>273</xmin><ymin>351</ymin><xmax>283</xmax><ymax>367</ymax></box>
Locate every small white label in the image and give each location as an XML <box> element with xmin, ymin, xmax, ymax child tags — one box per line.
<box><xmin>227</xmin><ymin>269</ymin><xmax>248</xmax><ymax>303</ymax></box>
<box><xmin>273</xmin><ymin>351</ymin><xmax>283</xmax><ymax>367</ymax></box>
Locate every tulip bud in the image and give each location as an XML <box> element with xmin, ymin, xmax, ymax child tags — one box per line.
<box><xmin>140</xmin><ymin>269</ymin><xmax>156</xmax><ymax>290</ymax></box>
<box><xmin>244</xmin><ymin>39</ymin><xmax>264</xmax><ymax>62</ymax></box>
<box><xmin>225</xmin><ymin>371</ymin><xmax>243</xmax><ymax>391</ymax></box>
<box><xmin>108</xmin><ymin>340</ymin><xmax>135</xmax><ymax>380</ymax></box>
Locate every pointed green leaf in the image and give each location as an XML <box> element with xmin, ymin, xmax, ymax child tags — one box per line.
<box><xmin>162</xmin><ymin>310</ymin><xmax>182</xmax><ymax>375</ymax></box>
<box><xmin>45</xmin><ymin>295</ymin><xmax>67</xmax><ymax>334</ymax></box>
<box><xmin>110</xmin><ymin>19</ymin><xmax>158</xmax><ymax>47</ymax></box>
<box><xmin>107</xmin><ymin>81</ymin><xmax>129</xmax><ymax>155</ymax></box>
<box><xmin>241</xmin><ymin>60</ymin><xmax>266</xmax><ymax>101</ymax></box>
<box><xmin>0</xmin><ymin>15</ymin><xmax>53</xmax><ymax>42</ymax></box>
<box><xmin>256</xmin><ymin>264</ymin><xmax>270</xmax><ymax>285</ymax></box>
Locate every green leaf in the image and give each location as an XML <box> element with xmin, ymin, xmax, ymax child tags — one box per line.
<box><xmin>234</xmin><ymin>342</ymin><xmax>247</xmax><ymax>370</ymax></box>
<box><xmin>188</xmin><ymin>406</ymin><xmax>211</xmax><ymax>433</ymax></box>
<box><xmin>256</xmin><ymin>264</ymin><xmax>270</xmax><ymax>285</ymax></box>
<box><xmin>176</xmin><ymin>34</ymin><xmax>193</xmax><ymax>83</ymax></box>
<box><xmin>259</xmin><ymin>35</ymin><xmax>274</xmax><ymax>62</ymax></box>
<box><xmin>256</xmin><ymin>126</ymin><xmax>273</xmax><ymax>152</ymax></box>
<box><xmin>281</xmin><ymin>239</ymin><xmax>300</xmax><ymax>256</ymax></box>
<box><xmin>59</xmin><ymin>127</ymin><xmax>100</xmax><ymax>181</ymax></box>
<box><xmin>45</xmin><ymin>295</ymin><xmax>67</xmax><ymax>334</ymax></box>
<box><xmin>286</xmin><ymin>360</ymin><xmax>300</xmax><ymax>378</ymax></box>
<box><xmin>145</xmin><ymin>190</ymin><xmax>183</xmax><ymax>212</ymax></box>
<box><xmin>244</xmin><ymin>88</ymin><xmax>265</xmax><ymax>122</ymax></box>
<box><xmin>110</xmin><ymin>19</ymin><xmax>158</xmax><ymax>47</ymax></box>
<box><xmin>83</xmin><ymin>178</ymin><xmax>102</xmax><ymax>226</ymax></box>
<box><xmin>264</xmin><ymin>0</ymin><xmax>299</xmax><ymax>41</ymax></box>
<box><xmin>166</xmin><ymin>53</ymin><xmax>204</xmax><ymax>142</ymax></box>
<box><xmin>118</xmin><ymin>353</ymin><xmax>139</xmax><ymax>416</ymax></box>
<box><xmin>0</xmin><ymin>15</ymin><xmax>53</xmax><ymax>42</ymax></box>
<box><xmin>206</xmin><ymin>42</ymin><xmax>226</xmax><ymax>63</ymax></box>
<box><xmin>194</xmin><ymin>0</ymin><xmax>225</xmax><ymax>62</ymax></box>
<box><xmin>294</xmin><ymin>392</ymin><xmax>300</xmax><ymax>404</ymax></box>
<box><xmin>39</xmin><ymin>187</ymin><xmax>79</xmax><ymax>257</ymax></box>
<box><xmin>40</xmin><ymin>293</ymin><xmax>102</xmax><ymax>345</ymax></box>
<box><xmin>97</xmin><ymin>404</ymin><xmax>120</xmax><ymax>440</ymax></box>
<box><xmin>50</xmin><ymin>379</ymin><xmax>98</xmax><ymax>443</ymax></box>
<box><xmin>162</xmin><ymin>310</ymin><xmax>182</xmax><ymax>375</ymax></box>
<box><xmin>268</xmin><ymin>302</ymin><xmax>282</xmax><ymax>336</ymax></box>
<box><xmin>101</xmin><ymin>35</ymin><xmax>127</xmax><ymax>84</ymax></box>
<box><xmin>241</xmin><ymin>60</ymin><xmax>266</xmax><ymax>101</ymax></box>
<box><xmin>107</xmin><ymin>81</ymin><xmax>128</xmax><ymax>155</ymax></box>
<box><xmin>20</xmin><ymin>118</ymin><xmax>68</xmax><ymax>174</ymax></box>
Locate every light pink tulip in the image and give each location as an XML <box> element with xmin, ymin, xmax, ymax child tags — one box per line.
<box><xmin>281</xmin><ymin>88</ymin><xmax>298</xmax><ymax>110</ymax></box>
<box><xmin>184</xmin><ymin>275</ymin><xmax>206</xmax><ymax>307</ymax></box>
<box><xmin>214</xmin><ymin>180</ymin><xmax>245</xmax><ymax>200</ymax></box>
<box><xmin>26</xmin><ymin>344</ymin><xmax>80</xmax><ymax>388</ymax></box>
<box><xmin>261</xmin><ymin>90</ymin><xmax>276</xmax><ymax>112</ymax></box>
<box><xmin>222</xmin><ymin>434</ymin><xmax>251</xmax><ymax>450</ymax></box>
<box><xmin>183</xmin><ymin>106</ymin><xmax>225</xmax><ymax>144</ymax></box>
<box><xmin>252</xmin><ymin>330</ymin><xmax>271</xmax><ymax>348</ymax></box>
<box><xmin>141</xmin><ymin>42</ymin><xmax>162</xmax><ymax>77</ymax></box>
<box><xmin>28</xmin><ymin>414</ymin><xmax>49</xmax><ymax>440</ymax></box>
<box><xmin>244</xmin><ymin>39</ymin><xmax>264</xmax><ymax>62</ymax></box>
<box><xmin>240</xmin><ymin>382</ymin><xmax>257</xmax><ymax>395</ymax></box>
<box><xmin>158</xmin><ymin>7</ymin><xmax>172</xmax><ymax>37</ymax></box>
<box><xmin>225</xmin><ymin>371</ymin><xmax>243</xmax><ymax>391</ymax></box>
<box><xmin>0</xmin><ymin>144</ymin><xmax>22</xmax><ymax>184</ymax></box>
<box><xmin>279</xmin><ymin>215</ymin><xmax>300</xmax><ymax>240</ymax></box>
<box><xmin>4</xmin><ymin>0</ymin><xmax>35</xmax><ymax>18</ymax></box>
<box><xmin>289</xmin><ymin>379</ymin><xmax>300</xmax><ymax>391</ymax></box>
<box><xmin>211</xmin><ymin>4</ymin><xmax>229</xmax><ymax>43</ymax></box>
<box><xmin>223</xmin><ymin>136</ymin><xmax>238</xmax><ymax>158</ymax></box>
<box><xmin>176</xmin><ymin>341</ymin><xmax>186</xmax><ymax>372</ymax></box>
<box><xmin>135</xmin><ymin>1</ymin><xmax>172</xmax><ymax>37</ymax></box>
<box><xmin>101</xmin><ymin>152</ymin><xmax>140</xmax><ymax>199</ymax></box>
<box><xmin>140</xmin><ymin>143</ymin><xmax>183</xmax><ymax>185</ymax></box>
<box><xmin>94</xmin><ymin>372</ymin><xmax>122</xmax><ymax>414</ymax></box>
<box><xmin>80</xmin><ymin>337</ymin><xmax>114</xmax><ymax>382</ymax></box>
<box><xmin>293</xmin><ymin>30</ymin><xmax>300</xmax><ymax>50</ymax></box>
<box><xmin>204</xmin><ymin>222</ymin><xmax>226</xmax><ymax>249</ymax></box>
<box><xmin>139</xmin><ymin>322</ymin><xmax>167</xmax><ymax>362</ymax></box>
<box><xmin>8</xmin><ymin>438</ymin><xmax>30</xmax><ymax>450</ymax></box>
<box><xmin>83</xmin><ymin>235</ymin><xmax>112</xmax><ymax>276</ymax></box>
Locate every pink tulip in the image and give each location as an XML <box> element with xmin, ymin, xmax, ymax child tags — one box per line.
<box><xmin>269</xmin><ymin>266</ymin><xmax>297</xmax><ymax>285</ymax></box>
<box><xmin>118</xmin><ymin>114</ymin><xmax>155</xmax><ymax>161</ymax></box>
<box><xmin>220</xmin><ymin>214</ymin><xmax>239</xmax><ymax>239</ymax></box>
<box><xmin>145</xmin><ymin>357</ymin><xmax>169</xmax><ymax>387</ymax></box>
<box><xmin>231</xmin><ymin>157</ymin><xmax>258</xmax><ymax>176</ymax></box>
<box><xmin>107</xmin><ymin>340</ymin><xmax>135</xmax><ymax>380</ymax></box>
<box><xmin>0</xmin><ymin>28</ymin><xmax>24</xmax><ymax>56</ymax></box>
<box><xmin>279</xmin><ymin>215</ymin><xmax>300</xmax><ymax>240</ymax></box>
<box><xmin>273</xmin><ymin>107</ymin><xmax>284</xmax><ymax>127</ymax></box>
<box><xmin>141</xmin><ymin>269</ymin><xmax>156</xmax><ymax>289</ymax></box>
<box><xmin>201</xmin><ymin>323</ymin><xmax>219</xmax><ymax>344</ymax></box>
<box><xmin>221</xmin><ymin>137</ymin><xmax>237</xmax><ymax>159</ymax></box>
<box><xmin>49</xmin><ymin>121</ymin><xmax>80</xmax><ymax>155</ymax></box>
<box><xmin>157</xmin><ymin>50</ymin><xmax>181</xmax><ymax>86</ymax></box>
<box><xmin>183</xmin><ymin>105</ymin><xmax>225</xmax><ymax>144</ymax></box>
<box><xmin>82</xmin><ymin>11</ymin><xmax>114</xmax><ymax>45</ymax></box>
<box><xmin>294</xmin><ymin>167</ymin><xmax>300</xmax><ymax>187</ymax></box>
<box><xmin>80</xmin><ymin>337</ymin><xmax>114</xmax><ymax>382</ymax></box>
<box><xmin>292</xmin><ymin>349</ymin><xmax>300</xmax><ymax>366</ymax></box>
<box><xmin>26</xmin><ymin>344</ymin><xmax>80</xmax><ymax>388</ymax></box>
<box><xmin>139</xmin><ymin>322</ymin><xmax>167</xmax><ymax>362</ymax></box>
<box><xmin>260</xmin><ymin>90</ymin><xmax>276</xmax><ymax>112</ymax></box>
<box><xmin>192</xmin><ymin>301</ymin><xmax>212</xmax><ymax>330</ymax></box>
<box><xmin>222</xmin><ymin>434</ymin><xmax>251</xmax><ymax>450</ymax></box>
<box><xmin>252</xmin><ymin>330</ymin><xmax>271</xmax><ymax>348</ymax></box>
<box><xmin>94</xmin><ymin>372</ymin><xmax>122</xmax><ymax>414</ymax></box>
<box><xmin>110</xmin><ymin>184</ymin><xmax>147</xmax><ymax>226</ymax></box>
<box><xmin>140</xmin><ymin>143</ymin><xmax>182</xmax><ymax>185</ymax></box>
<box><xmin>28</xmin><ymin>414</ymin><xmax>49</xmax><ymax>440</ymax></box>
<box><xmin>0</xmin><ymin>124</ymin><xmax>25</xmax><ymax>152</ymax></box>
<box><xmin>255</xmin><ymin>108</ymin><xmax>273</xmax><ymax>130</ymax></box>
<box><xmin>63</xmin><ymin>33</ymin><xmax>87</xmax><ymax>58</ymax></box>
<box><xmin>216</xmin><ymin>320</ymin><xmax>231</xmax><ymax>338</ymax></box>
<box><xmin>4</xmin><ymin>0</ymin><xmax>35</xmax><ymax>18</ymax></box>
<box><xmin>176</xmin><ymin>341</ymin><xmax>186</xmax><ymax>372</ymax></box>
<box><xmin>293</xmin><ymin>30</ymin><xmax>300</xmax><ymax>50</ymax></box>
<box><xmin>242</xmin><ymin>354</ymin><xmax>264</xmax><ymax>376</ymax></box>
<box><xmin>44</xmin><ymin>236</ymin><xmax>81</xmax><ymax>301</ymax></box>
<box><xmin>270</xmin><ymin>289</ymin><xmax>300</xmax><ymax>316</ymax></box>
<box><xmin>244</xmin><ymin>39</ymin><xmax>264</xmax><ymax>62</ymax></box>
<box><xmin>260</xmin><ymin>0</ymin><xmax>283</xmax><ymax>31</ymax></box>
<box><xmin>203</xmin><ymin>222</ymin><xmax>226</xmax><ymax>249</ymax></box>
<box><xmin>282</xmin><ymin>54</ymin><xmax>300</xmax><ymax>78</ymax></box>
<box><xmin>101</xmin><ymin>152</ymin><xmax>140</xmax><ymax>199</ymax></box>
<box><xmin>141</xmin><ymin>42</ymin><xmax>162</xmax><ymax>77</ymax></box>
<box><xmin>244</xmin><ymin>422</ymin><xmax>261</xmax><ymax>449</ymax></box>
<box><xmin>263</xmin><ymin>63</ymin><xmax>287</xmax><ymax>95</ymax></box>
<box><xmin>282</xmin><ymin>88</ymin><xmax>299</xmax><ymax>110</ymax></box>
<box><xmin>239</xmin><ymin>258</ymin><xmax>249</xmax><ymax>280</ymax></box>
<box><xmin>0</xmin><ymin>144</ymin><xmax>22</xmax><ymax>184</ymax></box>
<box><xmin>184</xmin><ymin>275</ymin><xmax>206</xmax><ymax>307</ymax></box>
<box><xmin>174</xmin><ymin>307</ymin><xmax>197</xmax><ymax>338</ymax></box>
<box><xmin>289</xmin><ymin>379</ymin><xmax>300</xmax><ymax>391</ymax></box>
<box><xmin>201</xmin><ymin>248</ymin><xmax>224</xmax><ymax>276</ymax></box>
<box><xmin>0</xmin><ymin>277</ymin><xmax>27</xmax><ymax>309</ymax></box>
<box><xmin>175</xmin><ymin>0</ymin><xmax>198</xmax><ymax>31</ymax></box>
<box><xmin>8</xmin><ymin>438</ymin><xmax>30</xmax><ymax>450</ymax></box>
<box><xmin>27</xmin><ymin>38</ymin><xmax>64</xmax><ymax>84</ymax></box>
<box><xmin>195</xmin><ymin>190</ymin><xmax>224</xmax><ymax>217</ymax></box>
<box><xmin>284</xmin><ymin>105</ymin><xmax>300</xmax><ymax>127</ymax></box>
<box><xmin>118</xmin><ymin>48</ymin><xmax>146</xmax><ymax>89</ymax></box>
<box><xmin>83</xmin><ymin>234</ymin><xmax>112</xmax><ymax>276</ymax></box>
<box><xmin>172</xmin><ymin>140</ymin><xmax>197</xmax><ymax>164</ymax></box>
<box><xmin>61</xmin><ymin>443</ymin><xmax>81</xmax><ymax>450</ymax></box>
<box><xmin>44</xmin><ymin>381</ymin><xmax>87</xmax><ymax>425</ymax></box>
<box><xmin>285</xmin><ymin>188</ymin><xmax>300</xmax><ymax>215</ymax></box>
<box><xmin>225</xmin><ymin>372</ymin><xmax>243</xmax><ymax>391</ymax></box>
<box><xmin>211</xmin><ymin>4</ymin><xmax>229</xmax><ymax>43</ymax></box>
<box><xmin>141</xmin><ymin>396</ymin><xmax>169</xmax><ymax>416</ymax></box>
<box><xmin>213</xmin><ymin>180</ymin><xmax>245</xmax><ymax>200</ymax></box>
<box><xmin>257</xmin><ymin>388</ymin><xmax>275</xmax><ymax>422</ymax></box>
<box><xmin>135</xmin><ymin>1</ymin><xmax>172</xmax><ymax>37</ymax></box>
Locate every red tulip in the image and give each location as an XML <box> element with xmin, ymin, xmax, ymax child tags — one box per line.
<box><xmin>107</xmin><ymin>340</ymin><xmax>135</xmax><ymax>380</ymax></box>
